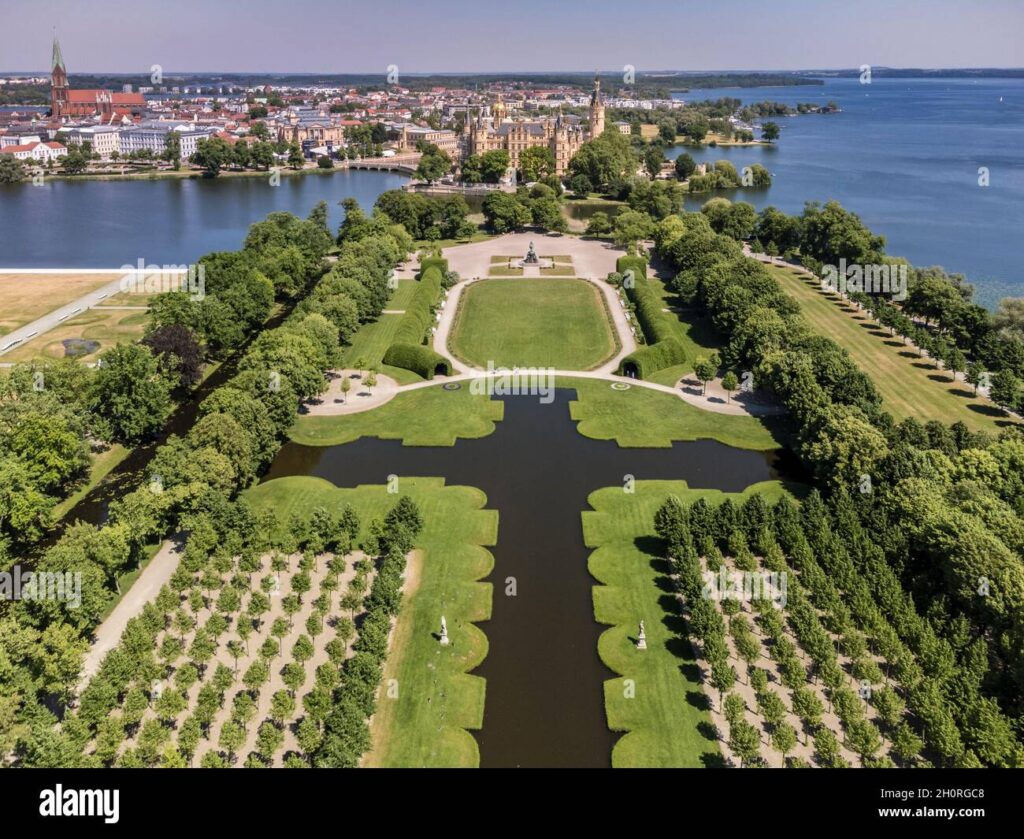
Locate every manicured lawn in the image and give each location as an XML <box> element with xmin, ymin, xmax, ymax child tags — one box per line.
<box><xmin>339</xmin><ymin>313</ymin><xmax>425</xmax><ymax>386</ymax></box>
<box><xmin>244</xmin><ymin>476</ymin><xmax>497</xmax><ymax>767</ymax></box>
<box><xmin>487</xmin><ymin>266</ymin><xmax>523</xmax><ymax>277</ymax></box>
<box><xmin>290</xmin><ymin>383</ymin><xmax>504</xmax><ymax>447</ymax></box>
<box><xmin>564</xmin><ymin>377</ymin><xmax>787</xmax><ymax>450</ymax></box>
<box><xmin>768</xmin><ymin>264</ymin><xmax>1017</xmax><ymax>433</ymax></box>
<box><xmin>450</xmin><ymin>279</ymin><xmax>617</xmax><ymax>370</ymax></box>
<box><xmin>583</xmin><ymin>479</ymin><xmax>794</xmax><ymax>767</ymax></box>
<box><xmin>385</xmin><ymin>279</ymin><xmax>418</xmax><ymax>310</ymax></box>
<box><xmin>643</xmin><ymin>274</ymin><xmax>722</xmax><ymax>377</ymax></box>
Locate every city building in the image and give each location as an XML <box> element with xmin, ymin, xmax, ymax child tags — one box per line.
<box><xmin>462</xmin><ymin>75</ymin><xmax>606</xmax><ymax>176</ymax></box>
<box><xmin>50</xmin><ymin>36</ymin><xmax>145</xmax><ymax>120</ymax></box>
<box><xmin>119</xmin><ymin>122</ymin><xmax>215</xmax><ymax>157</ymax></box>
<box><xmin>63</xmin><ymin>125</ymin><xmax>122</xmax><ymax>159</ymax></box>
<box><xmin>0</xmin><ymin>140</ymin><xmax>67</xmax><ymax>162</ymax></box>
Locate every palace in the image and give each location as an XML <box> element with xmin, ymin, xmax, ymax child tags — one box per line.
<box><xmin>50</xmin><ymin>36</ymin><xmax>145</xmax><ymax>121</ymax></box>
<box><xmin>463</xmin><ymin>75</ymin><xmax>606</xmax><ymax>176</ymax></box>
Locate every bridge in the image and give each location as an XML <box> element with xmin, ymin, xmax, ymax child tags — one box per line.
<box><xmin>345</xmin><ymin>153</ymin><xmax>421</xmax><ymax>174</ymax></box>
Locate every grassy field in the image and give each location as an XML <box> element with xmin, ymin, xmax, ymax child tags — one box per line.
<box><xmin>768</xmin><ymin>264</ymin><xmax>1016</xmax><ymax>432</ymax></box>
<box><xmin>338</xmin><ymin>313</ymin><xmax>424</xmax><ymax>386</ymax></box>
<box><xmin>0</xmin><ymin>273</ymin><xmax>122</xmax><ymax>336</ymax></box>
<box><xmin>584</xmin><ymin>479</ymin><xmax>795</xmax><ymax>767</ymax></box>
<box><xmin>244</xmin><ymin>476</ymin><xmax>496</xmax><ymax>767</ymax></box>
<box><xmin>450</xmin><ymin>279</ymin><xmax>617</xmax><ymax>370</ymax></box>
<box><xmin>384</xmin><ymin>279</ymin><xmax>418</xmax><ymax>310</ymax></box>
<box><xmin>2</xmin><ymin>307</ymin><xmax>149</xmax><ymax>363</ymax></box>
<box><xmin>564</xmin><ymin>377</ymin><xmax>786</xmax><ymax>450</ymax></box>
<box><xmin>290</xmin><ymin>383</ymin><xmax>504</xmax><ymax>447</ymax></box>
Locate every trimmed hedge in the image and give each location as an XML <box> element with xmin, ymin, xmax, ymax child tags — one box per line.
<box><xmin>625</xmin><ymin>275</ymin><xmax>675</xmax><ymax>345</ymax></box>
<box><xmin>618</xmin><ymin>337</ymin><xmax>686</xmax><ymax>379</ymax></box>
<box><xmin>383</xmin><ymin>342</ymin><xmax>452</xmax><ymax>379</ymax></box>
<box><xmin>393</xmin><ymin>267</ymin><xmax>442</xmax><ymax>345</ymax></box>
<box><xmin>616</xmin><ymin>254</ymin><xmax>648</xmax><ymax>282</ymax></box>
<box><xmin>418</xmin><ymin>255</ymin><xmax>448</xmax><ymax>278</ymax></box>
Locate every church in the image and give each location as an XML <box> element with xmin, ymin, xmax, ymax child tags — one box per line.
<box><xmin>463</xmin><ymin>75</ymin><xmax>606</xmax><ymax>176</ymax></box>
<box><xmin>50</xmin><ymin>36</ymin><xmax>146</xmax><ymax>121</ymax></box>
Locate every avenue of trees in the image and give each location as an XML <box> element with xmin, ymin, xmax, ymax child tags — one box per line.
<box><xmin>647</xmin><ymin>202</ymin><xmax>1024</xmax><ymax>762</ymax></box>
<box><xmin>0</xmin><ymin>202</ymin><xmax>414</xmax><ymax>765</ymax></box>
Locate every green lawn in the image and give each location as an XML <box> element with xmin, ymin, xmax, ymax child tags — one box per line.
<box><xmin>290</xmin><ymin>383</ymin><xmax>504</xmax><ymax>447</ymax></box>
<box><xmin>243</xmin><ymin>476</ymin><xmax>496</xmax><ymax>767</ymax></box>
<box><xmin>583</xmin><ymin>479</ymin><xmax>794</xmax><ymax>767</ymax></box>
<box><xmin>768</xmin><ymin>264</ymin><xmax>1017</xmax><ymax>433</ymax></box>
<box><xmin>386</xmin><ymin>279</ymin><xmax>418</xmax><ymax>310</ymax></box>
<box><xmin>450</xmin><ymin>279</ymin><xmax>618</xmax><ymax>370</ymax></box>
<box><xmin>564</xmin><ymin>377</ymin><xmax>786</xmax><ymax>450</ymax></box>
<box><xmin>644</xmin><ymin>274</ymin><xmax>722</xmax><ymax>379</ymax></box>
<box><xmin>339</xmin><ymin>313</ymin><xmax>425</xmax><ymax>386</ymax></box>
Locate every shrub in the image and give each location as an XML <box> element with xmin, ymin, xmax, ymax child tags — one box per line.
<box><xmin>418</xmin><ymin>256</ymin><xmax>448</xmax><ymax>278</ymax></box>
<box><xmin>382</xmin><ymin>342</ymin><xmax>452</xmax><ymax>379</ymax></box>
<box><xmin>618</xmin><ymin>338</ymin><xmax>686</xmax><ymax>379</ymax></box>
<box><xmin>392</xmin><ymin>267</ymin><xmax>442</xmax><ymax>345</ymax></box>
<box><xmin>616</xmin><ymin>254</ymin><xmax>647</xmax><ymax>281</ymax></box>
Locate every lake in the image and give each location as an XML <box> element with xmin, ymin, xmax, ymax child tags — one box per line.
<box><xmin>0</xmin><ymin>169</ymin><xmax>407</xmax><ymax>268</ymax></box>
<box><xmin>667</xmin><ymin>77</ymin><xmax>1024</xmax><ymax>307</ymax></box>
<box><xmin>1</xmin><ymin>78</ymin><xmax>1020</xmax><ymax>305</ymax></box>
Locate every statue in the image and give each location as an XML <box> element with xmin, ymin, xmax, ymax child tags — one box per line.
<box><xmin>524</xmin><ymin>241</ymin><xmax>538</xmax><ymax>264</ymax></box>
<box><xmin>637</xmin><ymin>620</ymin><xmax>647</xmax><ymax>650</ymax></box>
<box><xmin>440</xmin><ymin>616</ymin><xmax>450</xmax><ymax>645</ymax></box>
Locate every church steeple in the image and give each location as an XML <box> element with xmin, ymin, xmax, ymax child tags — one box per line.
<box><xmin>589</xmin><ymin>72</ymin><xmax>605</xmax><ymax>138</ymax></box>
<box><xmin>52</xmin><ymin>31</ymin><xmax>65</xmax><ymax>72</ymax></box>
<box><xmin>50</xmin><ymin>29</ymin><xmax>69</xmax><ymax>119</ymax></box>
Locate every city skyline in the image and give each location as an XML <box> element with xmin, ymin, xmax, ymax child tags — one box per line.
<box><xmin>2</xmin><ymin>0</ymin><xmax>1022</xmax><ymax>73</ymax></box>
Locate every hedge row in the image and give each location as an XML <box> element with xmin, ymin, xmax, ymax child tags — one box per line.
<box><xmin>616</xmin><ymin>254</ymin><xmax>647</xmax><ymax>281</ymax></box>
<box><xmin>618</xmin><ymin>337</ymin><xmax>686</xmax><ymax>379</ymax></box>
<box><xmin>417</xmin><ymin>255</ymin><xmax>448</xmax><ymax>278</ymax></box>
<box><xmin>626</xmin><ymin>275</ymin><xmax>676</xmax><ymax>345</ymax></box>
<box><xmin>392</xmin><ymin>266</ymin><xmax>443</xmax><ymax>345</ymax></box>
<box><xmin>383</xmin><ymin>342</ymin><xmax>452</xmax><ymax>379</ymax></box>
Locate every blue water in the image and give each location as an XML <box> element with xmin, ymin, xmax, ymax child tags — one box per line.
<box><xmin>0</xmin><ymin>78</ymin><xmax>1021</xmax><ymax>305</ymax></box>
<box><xmin>0</xmin><ymin>169</ymin><xmax>407</xmax><ymax>268</ymax></box>
<box><xmin>670</xmin><ymin>78</ymin><xmax>1024</xmax><ymax>307</ymax></box>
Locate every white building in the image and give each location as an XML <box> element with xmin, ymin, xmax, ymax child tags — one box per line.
<box><xmin>0</xmin><ymin>141</ymin><xmax>68</xmax><ymax>162</ymax></box>
<box><xmin>64</xmin><ymin>126</ymin><xmax>122</xmax><ymax>159</ymax></box>
<box><xmin>119</xmin><ymin>123</ymin><xmax>215</xmax><ymax>157</ymax></box>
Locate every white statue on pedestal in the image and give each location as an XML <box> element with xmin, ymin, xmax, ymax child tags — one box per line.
<box><xmin>637</xmin><ymin>620</ymin><xmax>647</xmax><ymax>650</ymax></box>
<box><xmin>440</xmin><ymin>616</ymin><xmax>450</xmax><ymax>645</ymax></box>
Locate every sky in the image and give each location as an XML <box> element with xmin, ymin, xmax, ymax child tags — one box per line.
<box><xmin>2</xmin><ymin>0</ymin><xmax>1022</xmax><ymax>74</ymax></box>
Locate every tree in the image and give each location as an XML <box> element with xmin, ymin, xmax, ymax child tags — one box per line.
<box><xmin>142</xmin><ymin>324</ymin><xmax>204</xmax><ymax>389</ymax></box>
<box><xmin>191</xmin><ymin>137</ymin><xmax>234</xmax><ymax>177</ymax></box>
<box><xmin>271</xmin><ymin>689</ymin><xmax>296</xmax><ymax>726</ymax></box>
<box><xmin>518</xmin><ymin>145</ymin><xmax>555</xmax><ymax>182</ymax></box>
<box><xmin>693</xmin><ymin>355</ymin><xmax>718</xmax><ymax>395</ymax></box>
<box><xmin>674</xmin><ymin>153</ymin><xmax>697</xmax><ymax>180</ymax></box>
<box><xmin>585</xmin><ymin>211</ymin><xmax>612</xmax><ymax>237</ymax></box>
<box><xmin>287</xmin><ymin>142</ymin><xmax>305</xmax><ymax>170</ymax></box>
<box><xmin>772</xmin><ymin>722</ymin><xmax>798</xmax><ymax>764</ymax></box>
<box><xmin>296</xmin><ymin>716</ymin><xmax>323</xmax><ymax>756</ymax></box>
<box><xmin>965</xmin><ymin>361</ymin><xmax>985</xmax><ymax>395</ymax></box>
<box><xmin>60</xmin><ymin>147</ymin><xmax>89</xmax><ymax>175</ymax></box>
<box><xmin>989</xmin><ymin>370</ymin><xmax>1020</xmax><ymax>411</ymax></box>
<box><xmin>256</xmin><ymin>721</ymin><xmax>284</xmax><ymax>759</ymax></box>
<box><xmin>479</xmin><ymin>149</ymin><xmax>511</xmax><ymax>184</ymax></box>
<box><xmin>414</xmin><ymin>144</ymin><xmax>451</xmax><ymax>184</ymax></box>
<box><xmin>92</xmin><ymin>343</ymin><xmax>171</xmax><ymax>443</ymax></box>
<box><xmin>760</xmin><ymin>122</ymin><xmax>780</xmax><ymax>143</ymax></box>
<box><xmin>163</xmin><ymin>132</ymin><xmax>182</xmax><ymax>170</ymax></box>
<box><xmin>340</xmin><ymin>376</ymin><xmax>351</xmax><ymax>403</ymax></box>
<box><xmin>0</xmin><ymin>156</ymin><xmax>28</xmax><ymax>184</ymax></box>
<box><xmin>481</xmin><ymin>192</ymin><xmax>531</xmax><ymax>233</ymax></box>
<box><xmin>613</xmin><ymin>210</ymin><xmax>654</xmax><ymax>248</ymax></box>
<box><xmin>218</xmin><ymin>719</ymin><xmax>245</xmax><ymax>762</ymax></box>
<box><xmin>721</xmin><ymin>370</ymin><xmax>739</xmax><ymax>402</ymax></box>
<box><xmin>729</xmin><ymin>719</ymin><xmax>761</xmax><ymax>767</ymax></box>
